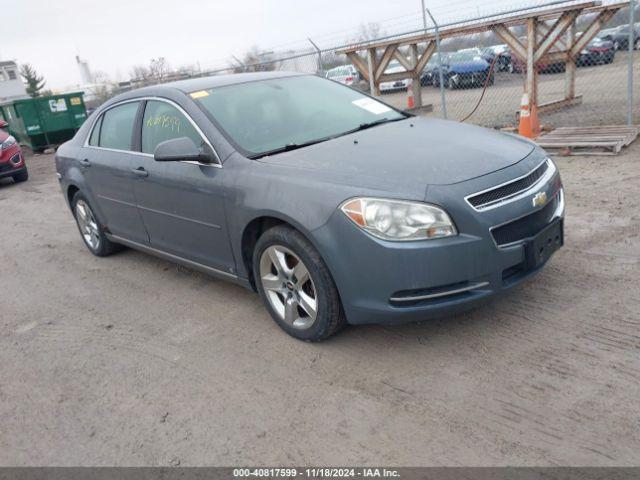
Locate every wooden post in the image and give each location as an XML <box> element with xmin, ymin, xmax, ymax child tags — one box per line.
<box><xmin>367</xmin><ymin>48</ymin><xmax>379</xmax><ymax>96</ymax></box>
<box><xmin>564</xmin><ymin>20</ymin><xmax>576</xmax><ymax>101</ymax></box>
<box><xmin>526</xmin><ymin>18</ymin><xmax>538</xmax><ymax>106</ymax></box>
<box><xmin>409</xmin><ymin>44</ymin><xmax>422</xmax><ymax>108</ymax></box>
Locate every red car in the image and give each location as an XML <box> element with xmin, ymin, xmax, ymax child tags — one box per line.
<box><xmin>0</xmin><ymin>120</ymin><xmax>28</xmax><ymax>183</ymax></box>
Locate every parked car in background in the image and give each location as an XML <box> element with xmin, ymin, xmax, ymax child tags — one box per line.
<box><xmin>380</xmin><ymin>60</ymin><xmax>409</xmax><ymax>92</ymax></box>
<box><xmin>0</xmin><ymin>120</ymin><xmax>28</xmax><ymax>184</ymax></box>
<box><xmin>577</xmin><ymin>35</ymin><xmax>615</xmax><ymax>66</ymax></box>
<box><xmin>325</xmin><ymin>65</ymin><xmax>360</xmax><ymax>86</ymax></box>
<box><xmin>482</xmin><ymin>45</ymin><xmax>514</xmax><ymax>72</ymax></box>
<box><xmin>432</xmin><ymin>51</ymin><xmax>494</xmax><ymax>89</ymax></box>
<box><xmin>509</xmin><ymin>49</ymin><xmax>566</xmax><ymax>74</ymax></box>
<box><xmin>600</xmin><ymin>24</ymin><xmax>640</xmax><ymax>50</ymax></box>
<box><xmin>420</xmin><ymin>53</ymin><xmax>448</xmax><ymax>85</ymax></box>
<box><xmin>458</xmin><ymin>47</ymin><xmax>494</xmax><ymax>64</ymax></box>
<box><xmin>55</xmin><ymin>72</ymin><xmax>564</xmax><ymax>341</ymax></box>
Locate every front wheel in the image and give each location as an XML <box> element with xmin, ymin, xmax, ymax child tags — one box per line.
<box><xmin>253</xmin><ymin>225</ymin><xmax>346</xmax><ymax>341</ymax></box>
<box><xmin>446</xmin><ymin>76</ymin><xmax>455</xmax><ymax>89</ymax></box>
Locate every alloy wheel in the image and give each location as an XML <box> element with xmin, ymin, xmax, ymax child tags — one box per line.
<box><xmin>259</xmin><ymin>245</ymin><xmax>318</xmax><ymax>330</ymax></box>
<box><xmin>75</xmin><ymin>199</ymin><xmax>100</xmax><ymax>251</ymax></box>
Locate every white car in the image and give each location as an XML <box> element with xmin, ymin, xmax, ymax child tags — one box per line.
<box><xmin>379</xmin><ymin>60</ymin><xmax>409</xmax><ymax>93</ymax></box>
<box><xmin>325</xmin><ymin>65</ymin><xmax>359</xmax><ymax>86</ymax></box>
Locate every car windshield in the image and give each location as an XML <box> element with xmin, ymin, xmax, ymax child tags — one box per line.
<box><xmin>192</xmin><ymin>75</ymin><xmax>407</xmax><ymax>157</ymax></box>
<box><xmin>449</xmin><ymin>52</ymin><xmax>480</xmax><ymax>62</ymax></box>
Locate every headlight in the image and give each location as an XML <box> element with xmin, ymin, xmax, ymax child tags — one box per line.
<box><xmin>1</xmin><ymin>135</ymin><xmax>16</xmax><ymax>150</ymax></box>
<box><xmin>340</xmin><ymin>197</ymin><xmax>457</xmax><ymax>241</ymax></box>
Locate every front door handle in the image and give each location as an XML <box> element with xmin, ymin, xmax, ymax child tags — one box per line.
<box><xmin>131</xmin><ymin>167</ymin><xmax>148</xmax><ymax>178</ymax></box>
<box><xmin>80</xmin><ymin>159</ymin><xmax>91</xmax><ymax>168</ymax></box>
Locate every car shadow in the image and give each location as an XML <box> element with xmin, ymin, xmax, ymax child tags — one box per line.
<box><xmin>0</xmin><ymin>178</ymin><xmax>19</xmax><ymax>189</ymax></box>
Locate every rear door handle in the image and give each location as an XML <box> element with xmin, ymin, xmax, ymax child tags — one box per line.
<box><xmin>131</xmin><ymin>167</ymin><xmax>148</xmax><ymax>178</ymax></box>
<box><xmin>80</xmin><ymin>159</ymin><xmax>91</xmax><ymax>168</ymax></box>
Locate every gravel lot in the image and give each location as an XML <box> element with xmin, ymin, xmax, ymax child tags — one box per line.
<box><xmin>1</xmin><ymin>143</ymin><xmax>639</xmax><ymax>466</ymax></box>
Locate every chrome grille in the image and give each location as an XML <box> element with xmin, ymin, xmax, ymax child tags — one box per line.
<box><xmin>467</xmin><ymin>160</ymin><xmax>550</xmax><ymax>210</ymax></box>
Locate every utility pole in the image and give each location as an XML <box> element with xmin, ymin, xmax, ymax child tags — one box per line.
<box><xmin>420</xmin><ymin>0</ymin><xmax>428</xmax><ymax>34</ymax></box>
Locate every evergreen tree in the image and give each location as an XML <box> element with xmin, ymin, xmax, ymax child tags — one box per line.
<box><xmin>19</xmin><ymin>64</ymin><xmax>46</xmax><ymax>97</ymax></box>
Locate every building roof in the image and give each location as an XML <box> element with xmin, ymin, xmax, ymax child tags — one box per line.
<box><xmin>0</xmin><ymin>61</ymin><xmax>18</xmax><ymax>68</ymax></box>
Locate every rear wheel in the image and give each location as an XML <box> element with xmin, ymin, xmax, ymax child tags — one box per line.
<box><xmin>71</xmin><ymin>191</ymin><xmax>121</xmax><ymax>257</ymax></box>
<box><xmin>253</xmin><ymin>225</ymin><xmax>346</xmax><ymax>341</ymax></box>
<box><xmin>12</xmin><ymin>170</ymin><xmax>28</xmax><ymax>183</ymax></box>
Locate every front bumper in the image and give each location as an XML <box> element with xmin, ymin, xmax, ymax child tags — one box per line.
<box><xmin>0</xmin><ymin>147</ymin><xmax>26</xmax><ymax>179</ymax></box>
<box><xmin>380</xmin><ymin>80</ymin><xmax>408</xmax><ymax>91</ymax></box>
<box><xmin>450</xmin><ymin>71</ymin><xmax>490</xmax><ymax>87</ymax></box>
<box><xmin>313</xmin><ymin>153</ymin><xmax>564</xmax><ymax>325</ymax></box>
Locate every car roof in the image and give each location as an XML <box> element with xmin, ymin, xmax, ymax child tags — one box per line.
<box><xmin>102</xmin><ymin>71</ymin><xmax>308</xmax><ymax>108</ymax></box>
<box><xmin>147</xmin><ymin>71</ymin><xmax>305</xmax><ymax>93</ymax></box>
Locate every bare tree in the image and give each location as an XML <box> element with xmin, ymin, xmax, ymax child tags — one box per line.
<box><xmin>239</xmin><ymin>46</ymin><xmax>278</xmax><ymax>72</ymax></box>
<box><xmin>149</xmin><ymin>57</ymin><xmax>170</xmax><ymax>82</ymax></box>
<box><xmin>355</xmin><ymin>22</ymin><xmax>386</xmax><ymax>44</ymax></box>
<box><xmin>91</xmin><ymin>69</ymin><xmax>111</xmax><ymax>84</ymax></box>
<box><xmin>130</xmin><ymin>64</ymin><xmax>151</xmax><ymax>82</ymax></box>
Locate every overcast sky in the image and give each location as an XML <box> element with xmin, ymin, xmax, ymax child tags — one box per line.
<box><xmin>3</xmin><ymin>0</ymin><xmax>524</xmax><ymax>89</ymax></box>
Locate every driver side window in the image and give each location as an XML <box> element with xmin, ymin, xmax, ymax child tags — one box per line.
<box><xmin>141</xmin><ymin>101</ymin><xmax>203</xmax><ymax>154</ymax></box>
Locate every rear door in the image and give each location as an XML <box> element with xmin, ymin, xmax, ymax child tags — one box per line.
<box><xmin>131</xmin><ymin>99</ymin><xmax>234</xmax><ymax>273</ymax></box>
<box><xmin>81</xmin><ymin>101</ymin><xmax>149</xmax><ymax>244</ymax></box>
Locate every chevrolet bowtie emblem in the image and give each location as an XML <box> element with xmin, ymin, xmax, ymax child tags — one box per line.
<box><xmin>532</xmin><ymin>191</ymin><xmax>547</xmax><ymax>207</ymax></box>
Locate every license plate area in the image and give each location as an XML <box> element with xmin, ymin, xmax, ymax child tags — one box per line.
<box><xmin>525</xmin><ymin>219</ymin><xmax>563</xmax><ymax>268</ymax></box>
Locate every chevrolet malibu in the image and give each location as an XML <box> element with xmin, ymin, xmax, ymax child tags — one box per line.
<box><xmin>55</xmin><ymin>72</ymin><xmax>564</xmax><ymax>341</ymax></box>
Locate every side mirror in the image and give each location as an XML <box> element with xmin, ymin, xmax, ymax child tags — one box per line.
<box><xmin>153</xmin><ymin>137</ymin><xmax>215</xmax><ymax>164</ymax></box>
<box><xmin>0</xmin><ymin>120</ymin><xmax>8</xmax><ymax>129</ymax></box>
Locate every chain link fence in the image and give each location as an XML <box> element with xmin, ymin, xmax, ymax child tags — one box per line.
<box><xmin>122</xmin><ymin>1</ymin><xmax>638</xmax><ymax>130</ymax></box>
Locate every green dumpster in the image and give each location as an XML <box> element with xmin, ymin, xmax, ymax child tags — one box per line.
<box><xmin>0</xmin><ymin>92</ymin><xmax>87</xmax><ymax>150</ymax></box>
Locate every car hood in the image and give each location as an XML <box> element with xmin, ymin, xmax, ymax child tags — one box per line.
<box><xmin>257</xmin><ymin>117</ymin><xmax>535</xmax><ymax>186</ymax></box>
<box><xmin>0</xmin><ymin>130</ymin><xmax>9</xmax><ymax>143</ymax></box>
<box><xmin>449</xmin><ymin>60</ymin><xmax>489</xmax><ymax>73</ymax></box>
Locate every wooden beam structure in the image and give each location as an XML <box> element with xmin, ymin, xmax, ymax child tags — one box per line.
<box><xmin>338</xmin><ymin>1</ymin><xmax>627</xmax><ymax>115</ymax></box>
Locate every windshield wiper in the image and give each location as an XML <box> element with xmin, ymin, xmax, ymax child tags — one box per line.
<box><xmin>249</xmin><ymin>138</ymin><xmax>327</xmax><ymax>159</ymax></box>
<box><xmin>249</xmin><ymin>115</ymin><xmax>408</xmax><ymax>159</ymax></box>
<box><xmin>339</xmin><ymin>116</ymin><xmax>408</xmax><ymax>137</ymax></box>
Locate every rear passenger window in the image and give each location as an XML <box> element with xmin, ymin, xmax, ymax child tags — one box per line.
<box><xmin>88</xmin><ymin>116</ymin><xmax>102</xmax><ymax>146</ymax></box>
<box><xmin>141</xmin><ymin>100</ymin><xmax>203</xmax><ymax>154</ymax></box>
<box><xmin>99</xmin><ymin>102</ymin><xmax>139</xmax><ymax>151</ymax></box>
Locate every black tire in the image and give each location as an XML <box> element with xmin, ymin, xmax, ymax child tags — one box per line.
<box><xmin>12</xmin><ymin>170</ymin><xmax>28</xmax><ymax>183</ymax></box>
<box><xmin>635</xmin><ymin>38</ymin><xmax>640</xmax><ymax>50</ymax></box>
<box><xmin>71</xmin><ymin>191</ymin><xmax>122</xmax><ymax>257</ymax></box>
<box><xmin>446</xmin><ymin>76</ymin><xmax>455</xmax><ymax>89</ymax></box>
<box><xmin>253</xmin><ymin>225</ymin><xmax>346</xmax><ymax>341</ymax></box>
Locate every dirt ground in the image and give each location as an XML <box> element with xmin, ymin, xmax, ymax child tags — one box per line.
<box><xmin>0</xmin><ymin>142</ymin><xmax>639</xmax><ymax>466</ymax></box>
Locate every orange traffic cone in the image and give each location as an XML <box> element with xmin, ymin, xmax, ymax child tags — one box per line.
<box><xmin>407</xmin><ymin>79</ymin><xmax>415</xmax><ymax>109</ymax></box>
<box><xmin>518</xmin><ymin>92</ymin><xmax>541</xmax><ymax>138</ymax></box>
